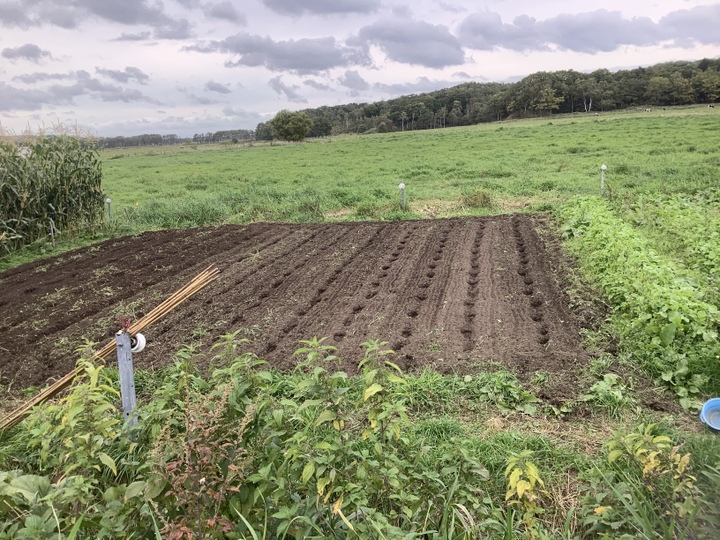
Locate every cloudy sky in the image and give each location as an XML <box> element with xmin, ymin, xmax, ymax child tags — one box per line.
<box><xmin>1</xmin><ymin>0</ymin><xmax>719</xmax><ymax>137</ymax></box>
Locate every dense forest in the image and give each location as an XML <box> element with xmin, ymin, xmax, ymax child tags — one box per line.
<box><xmin>97</xmin><ymin>58</ymin><xmax>720</xmax><ymax>147</ymax></box>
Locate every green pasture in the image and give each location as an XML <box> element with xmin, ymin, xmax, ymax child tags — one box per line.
<box><xmin>100</xmin><ymin>106</ymin><xmax>719</xmax><ymax>228</ymax></box>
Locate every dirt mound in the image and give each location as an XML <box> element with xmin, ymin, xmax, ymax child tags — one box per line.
<box><xmin>0</xmin><ymin>215</ymin><xmax>591</xmax><ymax>400</ymax></box>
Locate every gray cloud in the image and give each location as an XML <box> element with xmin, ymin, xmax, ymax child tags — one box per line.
<box><xmin>153</xmin><ymin>18</ymin><xmax>193</xmax><ymax>39</ymax></box>
<box><xmin>390</xmin><ymin>5</ymin><xmax>412</xmax><ymax>18</ymax></box>
<box><xmin>76</xmin><ymin>0</ymin><xmax>169</xmax><ymax>26</ymax></box>
<box><xmin>374</xmin><ymin>76</ymin><xmax>457</xmax><ymax>96</ymax></box>
<box><xmin>2</xmin><ymin>44</ymin><xmax>53</xmax><ymax>63</ymax></box>
<box><xmin>458</xmin><ymin>6</ymin><xmax>720</xmax><ymax>54</ymax></box>
<box><xmin>339</xmin><ymin>70</ymin><xmax>369</xmax><ymax>95</ymax></box>
<box><xmin>113</xmin><ymin>31</ymin><xmax>153</xmax><ymax>41</ymax></box>
<box><xmin>0</xmin><ymin>0</ymin><xmax>192</xmax><ymax>40</ymax></box>
<box><xmin>0</xmin><ymin>82</ymin><xmax>66</xmax><ymax>111</ymax></box>
<box><xmin>13</xmin><ymin>72</ymin><xmax>73</xmax><ymax>84</ymax></box>
<box><xmin>261</xmin><ymin>0</ymin><xmax>380</xmax><ymax>16</ymax></box>
<box><xmin>353</xmin><ymin>20</ymin><xmax>464</xmax><ymax>68</ymax></box>
<box><xmin>268</xmin><ymin>76</ymin><xmax>306</xmax><ymax>102</ymax></box>
<box><xmin>221</xmin><ymin>106</ymin><xmax>264</xmax><ymax>123</ymax></box>
<box><xmin>175</xmin><ymin>0</ymin><xmax>202</xmax><ymax>9</ymax></box>
<box><xmin>203</xmin><ymin>1</ymin><xmax>246</xmax><ymax>23</ymax></box>
<box><xmin>458</xmin><ymin>12</ymin><xmax>547</xmax><ymax>52</ymax></box>
<box><xmin>176</xmin><ymin>0</ymin><xmax>202</xmax><ymax>8</ymax></box>
<box><xmin>189</xmin><ymin>93</ymin><xmax>220</xmax><ymax>104</ymax></box>
<box><xmin>660</xmin><ymin>4</ymin><xmax>720</xmax><ymax>46</ymax></box>
<box><xmin>205</xmin><ymin>80</ymin><xmax>232</xmax><ymax>94</ymax></box>
<box><xmin>452</xmin><ymin>71</ymin><xmax>472</xmax><ymax>79</ymax></box>
<box><xmin>54</xmin><ymin>71</ymin><xmax>160</xmax><ymax>103</ymax></box>
<box><xmin>0</xmin><ymin>3</ymin><xmax>31</xmax><ymax>28</ymax></box>
<box><xmin>0</xmin><ymin>71</ymin><xmax>158</xmax><ymax>111</ymax></box>
<box><xmin>303</xmin><ymin>79</ymin><xmax>331</xmax><ymax>90</ymax></box>
<box><xmin>436</xmin><ymin>1</ymin><xmax>466</xmax><ymax>14</ymax></box>
<box><xmin>96</xmin><ymin>66</ymin><xmax>150</xmax><ymax>84</ymax></box>
<box><xmin>186</xmin><ymin>33</ymin><xmax>368</xmax><ymax>74</ymax></box>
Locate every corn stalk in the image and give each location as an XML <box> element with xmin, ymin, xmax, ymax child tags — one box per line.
<box><xmin>0</xmin><ymin>136</ymin><xmax>104</xmax><ymax>254</ymax></box>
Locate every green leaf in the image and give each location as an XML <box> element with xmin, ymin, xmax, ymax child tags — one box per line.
<box><xmin>301</xmin><ymin>461</ymin><xmax>316</xmax><ymax>484</ymax></box>
<box><xmin>386</xmin><ymin>373</ymin><xmax>408</xmax><ymax>386</ymax></box>
<box><xmin>315</xmin><ymin>410</ymin><xmax>337</xmax><ymax>426</ymax></box>
<box><xmin>298</xmin><ymin>399</ymin><xmax>323</xmax><ymax>412</ymax></box>
<box><xmin>124</xmin><ymin>481</ymin><xmax>146</xmax><ymax>502</ymax></box>
<box><xmin>316</xmin><ymin>476</ymin><xmax>332</xmax><ymax>496</ymax></box>
<box><xmin>98</xmin><ymin>452</ymin><xmax>117</xmax><ymax>476</ymax></box>
<box><xmin>145</xmin><ymin>478</ymin><xmax>167</xmax><ymax>500</ymax></box>
<box><xmin>363</xmin><ymin>383</ymin><xmax>384</xmax><ymax>402</ymax></box>
<box><xmin>659</xmin><ymin>323</ymin><xmax>676</xmax><ymax>346</ymax></box>
<box><xmin>66</xmin><ymin>514</ymin><xmax>85</xmax><ymax>540</ymax></box>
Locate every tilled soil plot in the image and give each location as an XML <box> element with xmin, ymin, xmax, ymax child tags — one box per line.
<box><xmin>0</xmin><ymin>215</ymin><xmax>591</xmax><ymax>401</ymax></box>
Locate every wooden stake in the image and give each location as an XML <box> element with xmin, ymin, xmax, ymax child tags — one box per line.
<box><xmin>0</xmin><ymin>265</ymin><xmax>220</xmax><ymax>431</ymax></box>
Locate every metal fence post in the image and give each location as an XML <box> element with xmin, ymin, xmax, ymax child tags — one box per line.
<box><xmin>115</xmin><ymin>331</ymin><xmax>137</xmax><ymax>430</ymax></box>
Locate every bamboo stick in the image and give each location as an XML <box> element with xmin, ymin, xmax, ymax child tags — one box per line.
<box><xmin>0</xmin><ymin>265</ymin><xmax>219</xmax><ymax>431</ymax></box>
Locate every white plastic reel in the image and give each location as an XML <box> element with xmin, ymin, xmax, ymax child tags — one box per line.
<box><xmin>130</xmin><ymin>333</ymin><xmax>146</xmax><ymax>353</ymax></box>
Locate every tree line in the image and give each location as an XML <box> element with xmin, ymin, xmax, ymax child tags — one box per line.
<box><xmin>96</xmin><ymin>58</ymin><xmax>720</xmax><ymax>147</ymax></box>
<box><xmin>96</xmin><ymin>129</ymin><xmax>254</xmax><ymax>149</ymax></box>
<box><xmin>261</xmin><ymin>58</ymin><xmax>720</xmax><ymax>141</ymax></box>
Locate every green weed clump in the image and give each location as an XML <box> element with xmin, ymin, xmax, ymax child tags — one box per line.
<box><xmin>461</xmin><ymin>188</ymin><xmax>496</xmax><ymax>210</ymax></box>
<box><xmin>556</xmin><ymin>196</ymin><xmax>720</xmax><ymax>407</ymax></box>
<box><xmin>581</xmin><ymin>423</ymin><xmax>710</xmax><ymax>539</ymax></box>
<box><xmin>620</xmin><ymin>189</ymin><xmax>720</xmax><ymax>303</ymax></box>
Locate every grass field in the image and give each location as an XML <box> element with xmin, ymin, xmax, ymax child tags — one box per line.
<box><xmin>1</xmin><ymin>105</ymin><xmax>719</xmax><ymax>538</ymax></box>
<box><xmin>99</xmin><ymin>106</ymin><xmax>719</xmax><ymax>226</ymax></box>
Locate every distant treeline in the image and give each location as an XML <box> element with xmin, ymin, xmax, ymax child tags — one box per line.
<box><xmin>98</xmin><ymin>58</ymin><xmax>720</xmax><ymax>147</ymax></box>
<box><xmin>96</xmin><ymin>129</ymin><xmax>254</xmax><ymax>149</ymax></box>
<box><xmin>275</xmin><ymin>58</ymin><xmax>720</xmax><ymax>138</ymax></box>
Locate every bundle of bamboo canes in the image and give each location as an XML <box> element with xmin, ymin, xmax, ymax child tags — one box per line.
<box><xmin>0</xmin><ymin>265</ymin><xmax>220</xmax><ymax>431</ymax></box>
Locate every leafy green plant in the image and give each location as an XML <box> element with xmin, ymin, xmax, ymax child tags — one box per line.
<box><xmin>5</xmin><ymin>354</ymin><xmax>146</xmax><ymax>538</ymax></box>
<box><xmin>660</xmin><ymin>352</ymin><xmax>708</xmax><ymax>411</ymax></box>
<box><xmin>582</xmin><ymin>423</ymin><xmax>703</xmax><ymax>539</ymax></box>
<box><xmin>468</xmin><ymin>371</ymin><xmax>540</xmax><ymax>415</ymax></box>
<box><xmin>504</xmin><ymin>450</ymin><xmax>548</xmax><ymax>538</ymax></box>
<box><xmin>579</xmin><ymin>373</ymin><xmax>636</xmax><ymax>417</ymax></box>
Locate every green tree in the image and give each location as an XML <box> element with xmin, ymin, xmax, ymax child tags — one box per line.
<box><xmin>669</xmin><ymin>72</ymin><xmax>694</xmax><ymax>104</ymax></box>
<box><xmin>532</xmin><ymin>83</ymin><xmax>564</xmax><ymax>115</ymax></box>
<box><xmin>308</xmin><ymin>117</ymin><xmax>332</xmax><ymax>138</ymax></box>
<box><xmin>270</xmin><ymin>110</ymin><xmax>313</xmax><ymax>142</ymax></box>
<box><xmin>645</xmin><ymin>76</ymin><xmax>673</xmax><ymax>105</ymax></box>
<box><xmin>254</xmin><ymin>121</ymin><xmax>273</xmax><ymax>141</ymax></box>
<box><xmin>692</xmin><ymin>70</ymin><xmax>720</xmax><ymax>102</ymax></box>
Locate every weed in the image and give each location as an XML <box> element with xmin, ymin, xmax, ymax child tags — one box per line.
<box><xmin>579</xmin><ymin>373</ymin><xmax>636</xmax><ymax>418</ymax></box>
<box><xmin>462</xmin><ymin>189</ymin><xmax>495</xmax><ymax>209</ymax></box>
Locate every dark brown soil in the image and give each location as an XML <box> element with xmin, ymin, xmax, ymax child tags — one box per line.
<box><xmin>0</xmin><ymin>215</ymin><xmax>593</xmax><ymax>400</ymax></box>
